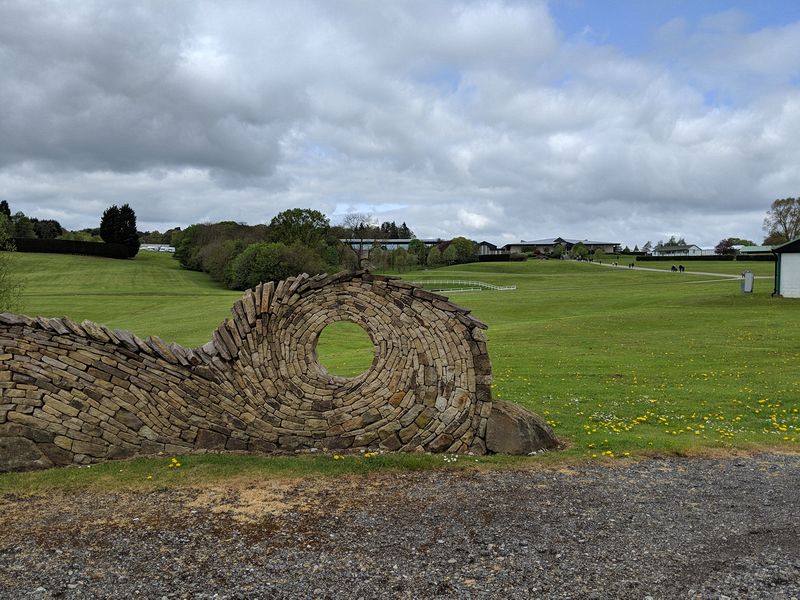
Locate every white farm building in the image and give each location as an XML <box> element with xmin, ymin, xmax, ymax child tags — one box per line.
<box><xmin>773</xmin><ymin>238</ymin><xmax>800</xmax><ymax>298</ymax></box>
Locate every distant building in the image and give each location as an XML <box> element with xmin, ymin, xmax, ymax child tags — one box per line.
<box><xmin>650</xmin><ymin>244</ymin><xmax>703</xmax><ymax>257</ymax></box>
<box><xmin>772</xmin><ymin>238</ymin><xmax>800</xmax><ymax>298</ymax></box>
<box><xmin>340</xmin><ymin>238</ymin><xmax>441</xmax><ymax>256</ymax></box>
<box><xmin>476</xmin><ymin>241</ymin><xmax>499</xmax><ymax>255</ymax></box>
<box><xmin>140</xmin><ymin>244</ymin><xmax>175</xmax><ymax>253</ymax></box>
<box><xmin>738</xmin><ymin>245</ymin><xmax>774</xmax><ymax>256</ymax></box>
<box><xmin>501</xmin><ymin>237</ymin><xmax>620</xmax><ymax>254</ymax></box>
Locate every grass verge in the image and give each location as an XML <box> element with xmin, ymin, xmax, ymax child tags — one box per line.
<box><xmin>2</xmin><ymin>252</ymin><xmax>798</xmax><ymax>489</ymax></box>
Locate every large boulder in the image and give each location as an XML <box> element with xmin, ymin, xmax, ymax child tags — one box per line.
<box><xmin>485</xmin><ymin>400</ymin><xmax>560</xmax><ymax>455</ymax></box>
<box><xmin>0</xmin><ymin>436</ymin><xmax>54</xmax><ymax>472</ymax></box>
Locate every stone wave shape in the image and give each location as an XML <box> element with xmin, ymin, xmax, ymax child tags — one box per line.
<box><xmin>0</xmin><ymin>271</ymin><xmax>494</xmax><ymax>471</ymax></box>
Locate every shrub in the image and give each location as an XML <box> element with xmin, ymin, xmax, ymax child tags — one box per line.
<box><xmin>200</xmin><ymin>239</ymin><xmax>248</xmax><ymax>282</ymax></box>
<box><xmin>426</xmin><ymin>246</ymin><xmax>442</xmax><ymax>267</ymax></box>
<box><xmin>172</xmin><ymin>222</ymin><xmax>269</xmax><ymax>277</ymax></box>
<box><xmin>225</xmin><ymin>242</ymin><xmax>327</xmax><ymax>290</ymax></box>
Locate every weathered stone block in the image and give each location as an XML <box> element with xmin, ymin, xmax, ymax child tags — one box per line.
<box><xmin>195</xmin><ymin>429</ymin><xmax>227</xmax><ymax>450</ymax></box>
<box><xmin>380</xmin><ymin>433</ymin><xmax>402</xmax><ymax>451</ymax></box>
<box><xmin>225</xmin><ymin>436</ymin><xmax>248</xmax><ymax>451</ymax></box>
<box><xmin>248</xmin><ymin>439</ymin><xmax>277</xmax><ymax>453</ymax></box>
<box><xmin>428</xmin><ymin>433</ymin><xmax>454</xmax><ymax>453</ymax></box>
<box><xmin>485</xmin><ymin>400</ymin><xmax>560</xmax><ymax>455</ymax></box>
<box><xmin>0</xmin><ymin>437</ymin><xmax>53</xmax><ymax>472</ymax></box>
<box><xmin>71</xmin><ymin>439</ymin><xmax>107</xmax><ymax>458</ymax></box>
<box><xmin>112</xmin><ymin>408</ymin><xmax>143</xmax><ymax>431</ymax></box>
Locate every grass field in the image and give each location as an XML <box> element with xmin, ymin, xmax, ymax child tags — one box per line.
<box><xmin>2</xmin><ymin>250</ymin><xmax>798</xmax><ymax>489</ymax></box>
<box><xmin>406</xmin><ymin>259</ymin><xmax>798</xmax><ymax>458</ymax></box>
<box><xmin>9</xmin><ymin>251</ymin><xmax>241</xmax><ymax>346</ymax></box>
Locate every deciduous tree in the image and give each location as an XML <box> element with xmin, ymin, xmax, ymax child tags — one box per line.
<box><xmin>571</xmin><ymin>242</ymin><xmax>588</xmax><ymax>258</ymax></box>
<box><xmin>336</xmin><ymin>212</ymin><xmax>379</xmax><ymax>268</ymax></box>
<box><xmin>449</xmin><ymin>237</ymin><xmax>476</xmax><ymax>261</ymax></box>
<box><xmin>226</xmin><ymin>242</ymin><xmax>326</xmax><ymax>290</ymax></box>
<box><xmin>31</xmin><ymin>218</ymin><xmax>63</xmax><ymax>239</ymax></box>
<box><xmin>442</xmin><ymin>243</ymin><xmax>457</xmax><ymax>264</ymax></box>
<box><xmin>408</xmin><ymin>239</ymin><xmax>428</xmax><ymax>264</ymax></box>
<box><xmin>267</xmin><ymin>208</ymin><xmax>329</xmax><ymax>247</ymax></box>
<box><xmin>11</xmin><ymin>212</ymin><xmax>36</xmax><ymax>239</ymax></box>
<box><xmin>426</xmin><ymin>246</ymin><xmax>442</xmax><ymax>267</ymax></box>
<box><xmin>763</xmin><ymin>197</ymin><xmax>800</xmax><ymax>244</ymax></box>
<box><xmin>714</xmin><ymin>238</ymin><xmax>737</xmax><ymax>255</ymax></box>
<box><xmin>0</xmin><ymin>214</ymin><xmax>22</xmax><ymax>311</ymax></box>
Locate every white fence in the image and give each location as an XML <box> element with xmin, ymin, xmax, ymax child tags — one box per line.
<box><xmin>411</xmin><ymin>280</ymin><xmax>516</xmax><ymax>293</ymax></box>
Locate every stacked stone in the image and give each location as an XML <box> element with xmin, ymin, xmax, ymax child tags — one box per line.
<box><xmin>0</xmin><ymin>271</ymin><xmax>493</xmax><ymax>471</ymax></box>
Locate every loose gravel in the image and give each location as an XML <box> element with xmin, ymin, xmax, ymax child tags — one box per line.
<box><xmin>1</xmin><ymin>452</ymin><xmax>798</xmax><ymax>599</ymax></box>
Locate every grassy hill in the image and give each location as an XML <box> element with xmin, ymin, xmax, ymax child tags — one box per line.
<box><xmin>10</xmin><ymin>251</ymin><xmax>240</xmax><ymax>346</ymax></box>
<box><xmin>5</xmin><ymin>251</ymin><xmax>799</xmax><ymax>461</ymax></box>
<box><xmin>405</xmin><ymin>259</ymin><xmax>798</xmax><ymax>456</ymax></box>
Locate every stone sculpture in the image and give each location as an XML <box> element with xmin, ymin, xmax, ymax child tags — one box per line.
<box><xmin>0</xmin><ymin>271</ymin><xmax>558</xmax><ymax>472</ymax></box>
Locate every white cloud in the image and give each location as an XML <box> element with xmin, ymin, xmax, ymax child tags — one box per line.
<box><xmin>0</xmin><ymin>1</ymin><xmax>798</xmax><ymax>247</ymax></box>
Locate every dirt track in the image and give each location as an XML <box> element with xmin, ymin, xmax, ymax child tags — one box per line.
<box><xmin>1</xmin><ymin>452</ymin><xmax>798</xmax><ymax>599</ymax></box>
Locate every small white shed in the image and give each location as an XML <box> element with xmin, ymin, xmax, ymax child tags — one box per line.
<box><xmin>773</xmin><ymin>238</ymin><xmax>800</xmax><ymax>298</ymax></box>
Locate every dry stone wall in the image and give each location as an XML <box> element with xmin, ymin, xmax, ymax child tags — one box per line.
<box><xmin>0</xmin><ymin>271</ymin><xmax>494</xmax><ymax>471</ymax></box>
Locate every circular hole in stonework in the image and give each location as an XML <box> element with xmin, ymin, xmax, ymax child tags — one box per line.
<box><xmin>315</xmin><ymin>320</ymin><xmax>376</xmax><ymax>378</ymax></box>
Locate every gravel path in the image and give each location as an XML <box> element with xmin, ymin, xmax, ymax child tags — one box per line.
<box><xmin>1</xmin><ymin>452</ymin><xmax>798</xmax><ymax>599</ymax></box>
<box><xmin>590</xmin><ymin>261</ymin><xmax>773</xmax><ymax>280</ymax></box>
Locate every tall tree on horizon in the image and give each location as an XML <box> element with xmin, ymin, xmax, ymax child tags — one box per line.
<box><xmin>763</xmin><ymin>197</ymin><xmax>800</xmax><ymax>245</ymax></box>
<box><xmin>100</xmin><ymin>204</ymin><xmax>140</xmax><ymax>258</ymax></box>
<box><xmin>0</xmin><ymin>213</ymin><xmax>22</xmax><ymax>311</ymax></box>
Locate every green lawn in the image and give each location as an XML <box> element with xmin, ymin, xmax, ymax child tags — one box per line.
<box><xmin>403</xmin><ymin>259</ymin><xmax>798</xmax><ymax>457</ymax></box>
<box><xmin>623</xmin><ymin>259</ymin><xmax>776</xmax><ymax>277</ymax></box>
<box><xmin>2</xmin><ymin>251</ymin><xmax>798</xmax><ymax>489</ymax></box>
<box><xmin>9</xmin><ymin>251</ymin><xmax>240</xmax><ymax>346</ymax></box>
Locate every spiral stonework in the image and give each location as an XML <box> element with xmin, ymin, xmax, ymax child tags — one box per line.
<box><xmin>0</xmin><ymin>271</ymin><xmax>494</xmax><ymax>471</ymax></box>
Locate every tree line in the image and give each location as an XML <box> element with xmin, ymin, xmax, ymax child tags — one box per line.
<box><xmin>172</xmin><ymin>208</ymin><xmax>482</xmax><ymax>290</ymax></box>
<box><xmin>1</xmin><ymin>200</ymin><xmax>141</xmax><ymax>259</ymax></box>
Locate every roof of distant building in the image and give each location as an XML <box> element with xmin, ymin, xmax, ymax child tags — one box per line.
<box><xmin>773</xmin><ymin>237</ymin><xmax>800</xmax><ymax>253</ymax></box>
<box><xmin>519</xmin><ymin>237</ymin><xmax>619</xmax><ymax>246</ymax></box>
<box><xmin>738</xmin><ymin>245</ymin><xmax>774</xmax><ymax>253</ymax></box>
<box><xmin>654</xmin><ymin>244</ymin><xmax>701</xmax><ymax>251</ymax></box>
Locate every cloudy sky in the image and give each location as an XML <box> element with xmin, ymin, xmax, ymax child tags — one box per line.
<box><xmin>2</xmin><ymin>0</ymin><xmax>800</xmax><ymax>248</ymax></box>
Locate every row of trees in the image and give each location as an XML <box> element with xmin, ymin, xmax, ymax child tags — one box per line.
<box><xmin>174</xmin><ymin>209</ymin><xmax>347</xmax><ymax>289</ymax></box>
<box><xmin>172</xmin><ymin>208</ymin><xmax>475</xmax><ymax>289</ymax></box>
<box><xmin>367</xmin><ymin>236</ymin><xmax>475</xmax><ymax>271</ymax></box>
<box><xmin>0</xmin><ymin>209</ymin><xmax>21</xmax><ymax>311</ymax></box>
<box><xmin>0</xmin><ymin>201</ymin><xmax>65</xmax><ymax>240</ymax></box>
<box><xmin>633</xmin><ymin>197</ymin><xmax>799</xmax><ymax>253</ymax></box>
<box><xmin>1</xmin><ymin>201</ymin><xmax>140</xmax><ymax>258</ymax></box>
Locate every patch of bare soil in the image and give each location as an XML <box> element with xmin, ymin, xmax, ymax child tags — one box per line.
<box><xmin>1</xmin><ymin>453</ymin><xmax>799</xmax><ymax>599</ymax></box>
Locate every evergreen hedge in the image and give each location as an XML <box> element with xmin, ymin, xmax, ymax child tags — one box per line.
<box><xmin>12</xmin><ymin>238</ymin><xmax>130</xmax><ymax>259</ymax></box>
<box><xmin>478</xmin><ymin>253</ymin><xmax>511</xmax><ymax>262</ymax></box>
